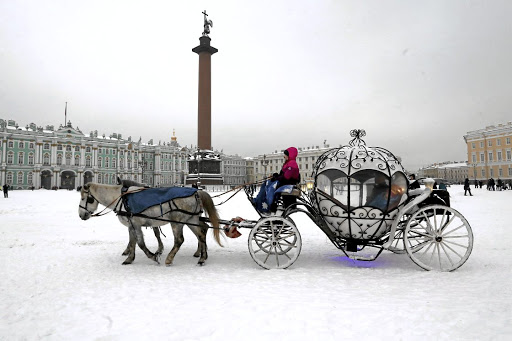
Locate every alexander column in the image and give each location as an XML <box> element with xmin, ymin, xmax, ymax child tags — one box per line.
<box><xmin>186</xmin><ymin>11</ymin><xmax>223</xmax><ymax>186</ymax></box>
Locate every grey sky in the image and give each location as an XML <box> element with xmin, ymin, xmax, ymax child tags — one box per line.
<box><xmin>1</xmin><ymin>0</ymin><xmax>511</xmax><ymax>171</ymax></box>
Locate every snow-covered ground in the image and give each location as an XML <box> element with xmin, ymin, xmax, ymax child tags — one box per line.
<box><xmin>1</xmin><ymin>185</ymin><xmax>511</xmax><ymax>340</ymax></box>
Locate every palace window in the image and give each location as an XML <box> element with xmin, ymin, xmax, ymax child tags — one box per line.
<box><xmin>28</xmin><ymin>153</ymin><xmax>34</xmax><ymax>165</ymax></box>
<box><xmin>19</xmin><ymin>141</ymin><xmax>24</xmax><ymax>149</ymax></box>
<box><xmin>98</xmin><ymin>157</ymin><xmax>102</xmax><ymax>167</ymax></box>
<box><xmin>98</xmin><ymin>173</ymin><xmax>103</xmax><ymax>184</ymax></box>
<box><xmin>44</xmin><ymin>143</ymin><xmax>50</xmax><ymax>150</ymax></box>
<box><xmin>7</xmin><ymin>152</ymin><xmax>14</xmax><ymax>164</ymax></box>
<box><xmin>481</xmin><ymin>169</ymin><xmax>485</xmax><ymax>177</ymax></box>
<box><xmin>507</xmin><ymin>150</ymin><xmax>511</xmax><ymax>161</ymax></box>
<box><xmin>488</xmin><ymin>152</ymin><xmax>493</xmax><ymax>162</ymax></box>
<box><xmin>75</xmin><ymin>146</ymin><xmax>80</xmax><ymax>152</ymax></box>
<box><xmin>480</xmin><ymin>153</ymin><xmax>484</xmax><ymax>162</ymax></box>
<box><xmin>66</xmin><ymin>154</ymin><xmax>71</xmax><ymax>166</ymax></box>
<box><xmin>29</xmin><ymin>143</ymin><xmax>34</xmax><ymax>149</ymax></box>
<box><xmin>128</xmin><ymin>159</ymin><xmax>131</xmax><ymax>169</ymax></box>
<box><xmin>57</xmin><ymin>154</ymin><xmax>63</xmax><ymax>165</ymax></box>
<box><xmin>112</xmin><ymin>158</ymin><xmax>116</xmax><ymax>168</ymax></box>
<box><xmin>105</xmin><ymin>158</ymin><xmax>109</xmax><ymax>168</ymax></box>
<box><xmin>472</xmin><ymin>154</ymin><xmax>476</xmax><ymax>163</ymax></box>
<box><xmin>490</xmin><ymin>169</ymin><xmax>494</xmax><ymax>177</ymax></box>
<box><xmin>506</xmin><ymin>137</ymin><xmax>511</xmax><ymax>145</ymax></box>
<box><xmin>499</xmin><ymin>168</ymin><xmax>503</xmax><ymax>177</ymax></box>
<box><xmin>120</xmin><ymin>150</ymin><xmax>124</xmax><ymax>156</ymax></box>
<box><xmin>497</xmin><ymin>139</ymin><xmax>501</xmax><ymax>146</ymax></box>
<box><xmin>472</xmin><ymin>142</ymin><xmax>475</xmax><ymax>149</ymax></box>
<box><xmin>43</xmin><ymin>153</ymin><xmax>50</xmax><ymax>166</ymax></box>
<box><xmin>86</xmin><ymin>156</ymin><xmax>91</xmax><ymax>167</ymax></box>
<box><xmin>120</xmin><ymin>158</ymin><xmax>124</xmax><ymax>169</ymax></box>
<box><xmin>8</xmin><ymin>141</ymin><xmax>13</xmax><ymax>148</ymax></box>
<box><xmin>66</xmin><ymin>145</ymin><xmax>72</xmax><ymax>152</ymax></box>
<box><xmin>497</xmin><ymin>151</ymin><xmax>502</xmax><ymax>161</ymax></box>
<box><xmin>57</xmin><ymin>144</ymin><xmax>63</xmax><ymax>151</ymax></box>
<box><xmin>86</xmin><ymin>146</ymin><xmax>91</xmax><ymax>153</ymax></box>
<box><xmin>75</xmin><ymin>155</ymin><xmax>80</xmax><ymax>166</ymax></box>
<box><xmin>17</xmin><ymin>172</ymin><xmax>23</xmax><ymax>184</ymax></box>
<box><xmin>28</xmin><ymin>172</ymin><xmax>33</xmax><ymax>185</ymax></box>
<box><xmin>480</xmin><ymin>141</ymin><xmax>484</xmax><ymax>148</ymax></box>
<box><xmin>6</xmin><ymin>172</ymin><xmax>13</xmax><ymax>184</ymax></box>
<box><xmin>488</xmin><ymin>140</ymin><xmax>492</xmax><ymax>147</ymax></box>
<box><xmin>18</xmin><ymin>152</ymin><xmax>24</xmax><ymax>165</ymax></box>
<box><xmin>112</xmin><ymin>149</ymin><xmax>116</xmax><ymax>155</ymax></box>
<box><xmin>509</xmin><ymin>168</ymin><xmax>512</xmax><ymax>176</ymax></box>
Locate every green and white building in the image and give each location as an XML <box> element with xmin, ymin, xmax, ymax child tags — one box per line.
<box><xmin>0</xmin><ymin>119</ymin><xmax>191</xmax><ymax>190</ymax></box>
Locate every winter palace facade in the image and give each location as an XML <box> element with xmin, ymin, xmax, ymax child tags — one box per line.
<box><xmin>0</xmin><ymin>119</ymin><xmax>192</xmax><ymax>190</ymax></box>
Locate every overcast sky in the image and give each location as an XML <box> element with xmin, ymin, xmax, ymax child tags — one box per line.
<box><xmin>1</xmin><ymin>0</ymin><xmax>511</xmax><ymax>171</ymax></box>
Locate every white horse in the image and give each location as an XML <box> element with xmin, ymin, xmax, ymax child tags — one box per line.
<box><xmin>78</xmin><ymin>183</ymin><xmax>222</xmax><ymax>266</ymax></box>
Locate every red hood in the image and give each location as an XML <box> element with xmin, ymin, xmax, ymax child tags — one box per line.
<box><xmin>286</xmin><ymin>147</ymin><xmax>298</xmax><ymax>161</ymax></box>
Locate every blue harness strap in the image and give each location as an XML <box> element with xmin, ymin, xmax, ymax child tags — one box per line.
<box><xmin>123</xmin><ymin>187</ymin><xmax>198</xmax><ymax>214</ymax></box>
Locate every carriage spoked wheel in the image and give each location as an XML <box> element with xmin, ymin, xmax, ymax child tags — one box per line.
<box><xmin>404</xmin><ymin>205</ymin><xmax>473</xmax><ymax>271</ymax></box>
<box><xmin>248</xmin><ymin>217</ymin><xmax>302</xmax><ymax>269</ymax></box>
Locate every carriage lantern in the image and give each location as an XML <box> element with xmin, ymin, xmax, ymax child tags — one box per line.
<box><xmin>311</xmin><ymin>130</ymin><xmax>408</xmax><ymax>244</ymax></box>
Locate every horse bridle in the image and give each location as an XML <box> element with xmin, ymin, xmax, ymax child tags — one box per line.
<box><xmin>79</xmin><ymin>189</ymin><xmax>97</xmax><ymax>214</ymax></box>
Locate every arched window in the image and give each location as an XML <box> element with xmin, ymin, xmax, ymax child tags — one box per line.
<box><xmin>112</xmin><ymin>158</ymin><xmax>116</xmax><ymax>168</ymax></box>
<box><xmin>6</xmin><ymin>172</ymin><xmax>13</xmax><ymax>184</ymax></box>
<box><xmin>105</xmin><ymin>158</ymin><xmax>109</xmax><ymax>168</ymax></box>
<box><xmin>17</xmin><ymin>171</ymin><xmax>23</xmax><ymax>185</ymax></box>
<box><xmin>86</xmin><ymin>155</ymin><xmax>91</xmax><ymax>167</ymax></box>
<box><xmin>28</xmin><ymin>172</ymin><xmax>33</xmax><ymax>185</ymax></box>
<box><xmin>86</xmin><ymin>146</ymin><xmax>91</xmax><ymax>153</ymax></box>
<box><xmin>98</xmin><ymin>173</ymin><xmax>103</xmax><ymax>184</ymax></box>
<box><xmin>7</xmin><ymin>152</ymin><xmax>14</xmax><ymax>164</ymax></box>
<box><xmin>8</xmin><ymin>141</ymin><xmax>14</xmax><ymax>148</ymax></box>
<box><xmin>18</xmin><ymin>152</ymin><xmax>24</xmax><ymax>165</ymax></box>
<box><xmin>29</xmin><ymin>142</ymin><xmax>34</xmax><ymax>149</ymax></box>
<box><xmin>43</xmin><ymin>153</ymin><xmax>50</xmax><ymax>166</ymax></box>
<box><xmin>74</xmin><ymin>155</ymin><xmax>80</xmax><ymax>166</ymax></box>
<box><xmin>65</xmin><ymin>153</ymin><xmax>71</xmax><ymax>166</ymax></box>
<box><xmin>28</xmin><ymin>153</ymin><xmax>34</xmax><ymax>165</ymax></box>
<box><xmin>120</xmin><ymin>158</ymin><xmax>124</xmax><ymax>169</ymax></box>
<box><xmin>19</xmin><ymin>141</ymin><xmax>24</xmax><ymax>149</ymax></box>
<box><xmin>57</xmin><ymin>154</ymin><xmax>63</xmax><ymax>165</ymax></box>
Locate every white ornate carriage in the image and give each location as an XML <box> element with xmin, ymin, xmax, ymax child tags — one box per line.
<box><xmin>244</xmin><ymin>130</ymin><xmax>474</xmax><ymax>271</ymax></box>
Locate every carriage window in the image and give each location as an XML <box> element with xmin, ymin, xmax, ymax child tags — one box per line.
<box><xmin>316</xmin><ymin>169</ymin><xmax>407</xmax><ymax>212</ymax></box>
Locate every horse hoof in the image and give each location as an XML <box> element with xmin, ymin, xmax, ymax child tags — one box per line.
<box><xmin>122</xmin><ymin>261</ymin><xmax>132</xmax><ymax>265</ymax></box>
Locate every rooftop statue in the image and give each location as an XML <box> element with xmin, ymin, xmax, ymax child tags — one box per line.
<box><xmin>202</xmin><ymin>10</ymin><xmax>213</xmax><ymax>36</ymax></box>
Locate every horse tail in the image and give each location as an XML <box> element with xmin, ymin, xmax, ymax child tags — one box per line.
<box><xmin>197</xmin><ymin>190</ymin><xmax>223</xmax><ymax>247</ymax></box>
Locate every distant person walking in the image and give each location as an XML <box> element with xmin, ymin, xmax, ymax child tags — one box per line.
<box><xmin>464</xmin><ymin>178</ymin><xmax>473</xmax><ymax>196</ymax></box>
<box><xmin>3</xmin><ymin>184</ymin><xmax>9</xmax><ymax>198</ymax></box>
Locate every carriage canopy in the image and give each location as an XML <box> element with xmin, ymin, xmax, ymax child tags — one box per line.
<box><xmin>311</xmin><ymin>130</ymin><xmax>409</xmax><ymax>240</ymax></box>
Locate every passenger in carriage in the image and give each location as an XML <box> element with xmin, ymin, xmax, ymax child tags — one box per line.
<box><xmin>253</xmin><ymin>147</ymin><xmax>300</xmax><ymax>213</ymax></box>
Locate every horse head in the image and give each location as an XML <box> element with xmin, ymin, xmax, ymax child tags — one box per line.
<box><xmin>78</xmin><ymin>183</ymin><xmax>99</xmax><ymax>220</ymax></box>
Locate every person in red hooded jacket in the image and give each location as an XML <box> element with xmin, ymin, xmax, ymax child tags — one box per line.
<box><xmin>272</xmin><ymin>147</ymin><xmax>300</xmax><ymax>186</ymax></box>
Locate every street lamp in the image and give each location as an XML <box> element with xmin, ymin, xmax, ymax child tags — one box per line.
<box><xmin>138</xmin><ymin>153</ymin><xmax>146</xmax><ymax>184</ymax></box>
<box><xmin>196</xmin><ymin>147</ymin><xmax>201</xmax><ymax>189</ymax></box>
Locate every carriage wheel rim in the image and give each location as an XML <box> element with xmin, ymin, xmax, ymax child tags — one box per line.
<box><xmin>248</xmin><ymin>217</ymin><xmax>302</xmax><ymax>269</ymax></box>
<box><xmin>404</xmin><ymin>205</ymin><xmax>473</xmax><ymax>271</ymax></box>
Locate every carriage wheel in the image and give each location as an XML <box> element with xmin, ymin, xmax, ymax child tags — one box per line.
<box><xmin>248</xmin><ymin>217</ymin><xmax>302</xmax><ymax>269</ymax></box>
<box><xmin>404</xmin><ymin>205</ymin><xmax>473</xmax><ymax>271</ymax></box>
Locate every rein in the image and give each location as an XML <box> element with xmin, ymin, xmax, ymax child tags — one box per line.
<box><xmin>211</xmin><ymin>177</ymin><xmax>270</xmax><ymax>206</ymax></box>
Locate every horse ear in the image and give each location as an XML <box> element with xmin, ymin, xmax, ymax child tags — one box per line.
<box><xmin>83</xmin><ymin>184</ymin><xmax>90</xmax><ymax>190</ymax></box>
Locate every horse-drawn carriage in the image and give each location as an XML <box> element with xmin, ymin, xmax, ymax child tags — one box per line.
<box><xmin>237</xmin><ymin>130</ymin><xmax>473</xmax><ymax>271</ymax></box>
<box><xmin>78</xmin><ymin>130</ymin><xmax>473</xmax><ymax>271</ymax></box>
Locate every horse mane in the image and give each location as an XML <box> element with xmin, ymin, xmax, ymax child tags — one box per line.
<box><xmin>117</xmin><ymin>177</ymin><xmax>148</xmax><ymax>188</ymax></box>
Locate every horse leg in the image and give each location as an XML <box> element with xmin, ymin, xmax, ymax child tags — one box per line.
<box><xmin>189</xmin><ymin>222</ymin><xmax>209</xmax><ymax>265</ymax></box>
<box><xmin>122</xmin><ymin>227</ymin><xmax>137</xmax><ymax>265</ymax></box>
<box><xmin>122</xmin><ymin>226</ymin><xmax>133</xmax><ymax>256</ymax></box>
<box><xmin>153</xmin><ymin>227</ymin><xmax>164</xmax><ymax>256</ymax></box>
<box><xmin>130</xmin><ymin>221</ymin><xmax>159</xmax><ymax>264</ymax></box>
<box><xmin>165</xmin><ymin>223</ymin><xmax>184</xmax><ymax>266</ymax></box>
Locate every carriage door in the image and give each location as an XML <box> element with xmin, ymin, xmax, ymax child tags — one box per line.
<box><xmin>41</xmin><ymin>170</ymin><xmax>52</xmax><ymax>190</ymax></box>
<box><xmin>61</xmin><ymin>171</ymin><xmax>76</xmax><ymax>190</ymax></box>
<box><xmin>84</xmin><ymin>171</ymin><xmax>93</xmax><ymax>185</ymax></box>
